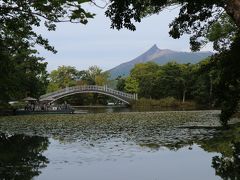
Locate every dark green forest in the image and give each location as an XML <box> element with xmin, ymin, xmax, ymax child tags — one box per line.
<box><xmin>116</xmin><ymin>61</ymin><xmax>214</xmax><ymax>105</ymax></box>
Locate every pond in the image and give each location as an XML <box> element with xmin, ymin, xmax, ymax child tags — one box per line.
<box><xmin>0</xmin><ymin>111</ymin><xmax>240</xmax><ymax>180</ymax></box>
<box><xmin>73</xmin><ymin>105</ymin><xmax>212</xmax><ymax>114</ymax></box>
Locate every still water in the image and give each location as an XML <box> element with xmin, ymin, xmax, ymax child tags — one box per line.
<box><xmin>36</xmin><ymin>139</ymin><xmax>218</xmax><ymax>180</ymax></box>
<box><xmin>73</xmin><ymin>106</ymin><xmax>208</xmax><ymax>114</ymax></box>
<box><xmin>0</xmin><ymin>110</ymin><xmax>239</xmax><ymax>180</ymax></box>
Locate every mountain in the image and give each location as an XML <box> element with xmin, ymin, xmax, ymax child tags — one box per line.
<box><xmin>108</xmin><ymin>44</ymin><xmax>213</xmax><ymax>79</ymax></box>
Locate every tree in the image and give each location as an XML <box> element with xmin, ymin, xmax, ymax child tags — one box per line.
<box><xmin>116</xmin><ymin>76</ymin><xmax>126</xmax><ymax>92</ymax></box>
<box><xmin>81</xmin><ymin>66</ymin><xmax>109</xmax><ymax>86</ymax></box>
<box><xmin>213</xmin><ymin>36</ymin><xmax>240</xmax><ymax>127</ymax></box>
<box><xmin>3</xmin><ymin>1</ymin><xmax>238</xmax><ymax>53</ymax></box>
<box><xmin>124</xmin><ymin>77</ymin><xmax>139</xmax><ymax>94</ymax></box>
<box><xmin>47</xmin><ymin>66</ymin><xmax>80</xmax><ymax>92</ymax></box>
<box><xmin>0</xmin><ymin>0</ymin><xmax>95</xmax><ymax>104</ymax></box>
<box><xmin>81</xmin><ymin>66</ymin><xmax>110</xmax><ymax>104</ymax></box>
<box><xmin>152</xmin><ymin>62</ymin><xmax>192</xmax><ymax>101</ymax></box>
<box><xmin>47</xmin><ymin>66</ymin><xmax>111</xmax><ymax>105</ymax></box>
<box><xmin>179</xmin><ymin>63</ymin><xmax>194</xmax><ymax>103</ymax></box>
<box><xmin>0</xmin><ymin>40</ymin><xmax>48</xmax><ymax>102</ymax></box>
<box><xmin>105</xmin><ymin>1</ymin><xmax>240</xmax><ymax>126</ymax></box>
<box><xmin>125</xmin><ymin>62</ymin><xmax>196</xmax><ymax>101</ymax></box>
<box><xmin>129</xmin><ymin>62</ymin><xmax>160</xmax><ymax>98</ymax></box>
<box><xmin>0</xmin><ymin>0</ymin><xmax>95</xmax><ymax>53</ymax></box>
<box><xmin>206</xmin><ymin>13</ymin><xmax>238</xmax><ymax>51</ymax></box>
<box><xmin>105</xmin><ymin>0</ymin><xmax>240</xmax><ymax>51</ymax></box>
<box><xmin>191</xmin><ymin>70</ymin><xmax>213</xmax><ymax>106</ymax></box>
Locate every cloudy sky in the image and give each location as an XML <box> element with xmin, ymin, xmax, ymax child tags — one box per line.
<box><xmin>37</xmin><ymin>3</ymin><xmax>213</xmax><ymax>72</ymax></box>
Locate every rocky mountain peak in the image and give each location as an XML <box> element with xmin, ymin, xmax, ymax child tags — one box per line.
<box><xmin>147</xmin><ymin>44</ymin><xmax>160</xmax><ymax>54</ymax></box>
<box><xmin>108</xmin><ymin>45</ymin><xmax>213</xmax><ymax>79</ymax></box>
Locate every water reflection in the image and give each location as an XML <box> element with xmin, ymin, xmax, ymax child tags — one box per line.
<box><xmin>0</xmin><ymin>112</ymin><xmax>239</xmax><ymax>180</ymax></box>
<box><xmin>199</xmin><ymin>126</ymin><xmax>240</xmax><ymax>180</ymax></box>
<box><xmin>0</xmin><ymin>126</ymin><xmax>240</xmax><ymax>180</ymax></box>
<box><xmin>0</xmin><ymin>134</ymin><xmax>49</xmax><ymax>180</ymax></box>
<box><xmin>212</xmin><ymin>142</ymin><xmax>240</xmax><ymax>180</ymax></box>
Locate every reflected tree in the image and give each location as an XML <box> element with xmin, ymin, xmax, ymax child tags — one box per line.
<box><xmin>200</xmin><ymin>125</ymin><xmax>240</xmax><ymax>180</ymax></box>
<box><xmin>0</xmin><ymin>134</ymin><xmax>49</xmax><ymax>180</ymax></box>
<box><xmin>212</xmin><ymin>142</ymin><xmax>240</xmax><ymax>180</ymax></box>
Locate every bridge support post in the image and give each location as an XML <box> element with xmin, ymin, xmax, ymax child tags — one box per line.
<box><xmin>104</xmin><ymin>85</ymin><xmax>107</xmax><ymax>91</ymax></box>
<box><xmin>66</xmin><ymin>86</ymin><xmax>69</xmax><ymax>92</ymax></box>
<box><xmin>133</xmin><ymin>93</ymin><xmax>138</xmax><ymax>100</ymax></box>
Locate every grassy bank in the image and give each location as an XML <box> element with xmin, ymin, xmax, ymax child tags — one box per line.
<box><xmin>132</xmin><ymin>97</ymin><xmax>197</xmax><ymax>109</ymax></box>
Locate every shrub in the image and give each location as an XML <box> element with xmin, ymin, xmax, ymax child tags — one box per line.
<box><xmin>133</xmin><ymin>97</ymin><xmax>180</xmax><ymax>107</ymax></box>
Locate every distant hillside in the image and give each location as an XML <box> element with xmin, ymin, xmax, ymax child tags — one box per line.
<box><xmin>108</xmin><ymin>45</ymin><xmax>213</xmax><ymax>79</ymax></box>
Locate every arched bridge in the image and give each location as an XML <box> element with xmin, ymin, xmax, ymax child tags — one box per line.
<box><xmin>40</xmin><ymin>85</ymin><xmax>138</xmax><ymax>104</ymax></box>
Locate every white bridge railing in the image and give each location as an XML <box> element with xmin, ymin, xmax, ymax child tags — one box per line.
<box><xmin>40</xmin><ymin>85</ymin><xmax>138</xmax><ymax>102</ymax></box>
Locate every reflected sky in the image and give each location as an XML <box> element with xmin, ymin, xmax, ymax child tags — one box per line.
<box><xmin>0</xmin><ymin>134</ymin><xmax>220</xmax><ymax>180</ymax></box>
<box><xmin>39</xmin><ymin>142</ymin><xmax>218</xmax><ymax>180</ymax></box>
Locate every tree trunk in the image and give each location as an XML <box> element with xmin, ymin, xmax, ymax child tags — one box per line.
<box><xmin>182</xmin><ymin>90</ymin><xmax>186</xmax><ymax>103</ymax></box>
<box><xmin>226</xmin><ymin>0</ymin><xmax>240</xmax><ymax>27</ymax></box>
<box><xmin>209</xmin><ymin>74</ymin><xmax>213</xmax><ymax>107</ymax></box>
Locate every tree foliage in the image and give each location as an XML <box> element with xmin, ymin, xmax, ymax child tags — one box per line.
<box><xmin>116</xmin><ymin>76</ymin><xmax>126</xmax><ymax>92</ymax></box>
<box><xmin>124</xmin><ymin>61</ymin><xmax>201</xmax><ymax>103</ymax></box>
<box><xmin>105</xmin><ymin>0</ymin><xmax>240</xmax><ymax>51</ymax></box>
<box><xmin>47</xmin><ymin>65</ymin><xmax>109</xmax><ymax>90</ymax></box>
<box><xmin>213</xmin><ymin>35</ymin><xmax>240</xmax><ymax>126</ymax></box>
<box><xmin>0</xmin><ymin>0</ymin><xmax>95</xmax><ymax>104</ymax></box>
<box><xmin>0</xmin><ymin>0</ymin><xmax>94</xmax><ymax>52</ymax></box>
<box><xmin>47</xmin><ymin>65</ymin><xmax>111</xmax><ymax>105</ymax></box>
<box><xmin>105</xmin><ymin>0</ymin><xmax>240</xmax><ymax>126</ymax></box>
<box><xmin>124</xmin><ymin>77</ymin><xmax>139</xmax><ymax>94</ymax></box>
<box><xmin>206</xmin><ymin>13</ymin><xmax>238</xmax><ymax>51</ymax></box>
<box><xmin>80</xmin><ymin>66</ymin><xmax>110</xmax><ymax>86</ymax></box>
<box><xmin>47</xmin><ymin>66</ymin><xmax>80</xmax><ymax>92</ymax></box>
<box><xmin>0</xmin><ymin>40</ymin><xmax>48</xmax><ymax>102</ymax></box>
<box><xmin>129</xmin><ymin>62</ymin><xmax>160</xmax><ymax>98</ymax></box>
